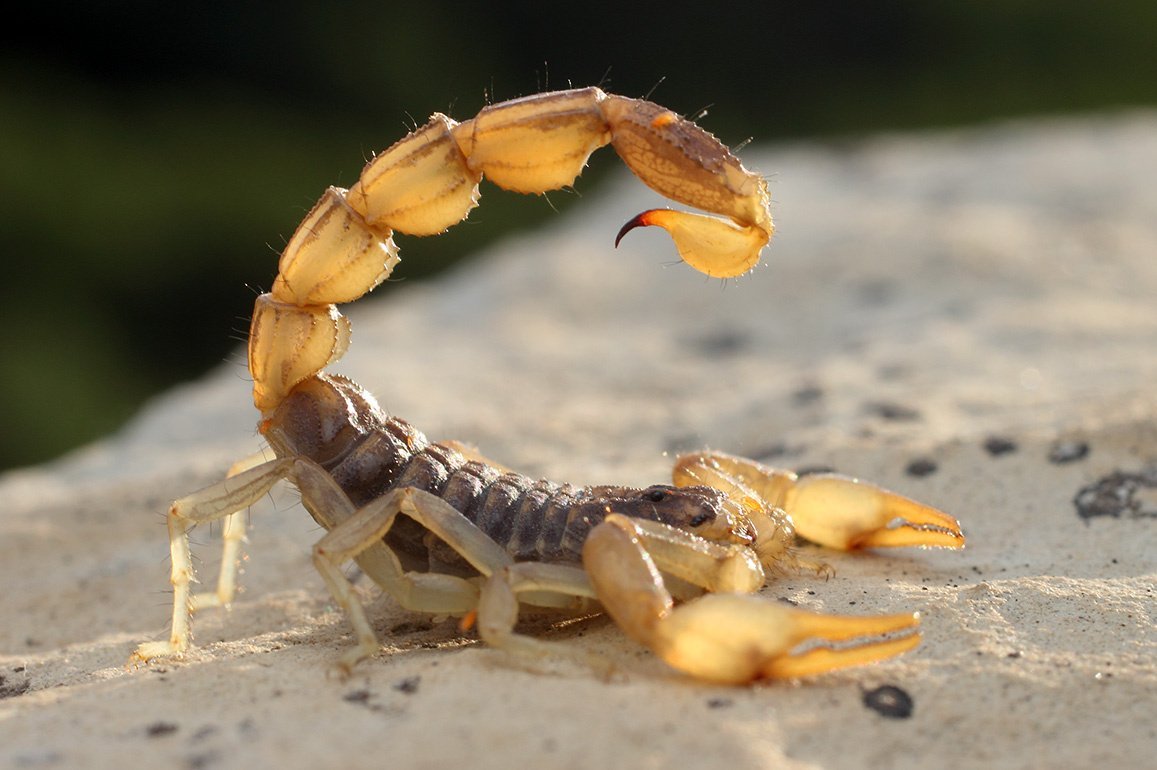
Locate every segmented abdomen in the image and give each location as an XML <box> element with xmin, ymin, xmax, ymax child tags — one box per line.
<box><xmin>325</xmin><ymin>415</ymin><xmax>604</xmax><ymax>569</ymax></box>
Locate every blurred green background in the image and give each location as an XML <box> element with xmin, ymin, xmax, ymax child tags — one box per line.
<box><xmin>3</xmin><ymin>1</ymin><xmax>1156</xmax><ymax>471</ymax></box>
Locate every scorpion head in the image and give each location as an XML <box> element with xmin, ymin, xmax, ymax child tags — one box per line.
<box><xmin>593</xmin><ymin>484</ymin><xmax>758</xmax><ymax>549</ymax></box>
<box><xmin>668</xmin><ymin>485</ymin><xmax>798</xmax><ymax>572</ymax></box>
<box><xmin>619</xmin><ymin>483</ymin><xmax>798</xmax><ymax>572</ymax></box>
<box><xmin>630</xmin><ymin>484</ymin><xmax>800</xmax><ymax>571</ymax></box>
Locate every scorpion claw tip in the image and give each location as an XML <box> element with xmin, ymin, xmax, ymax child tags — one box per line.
<box><xmin>614</xmin><ymin>211</ymin><xmax>659</xmax><ymax>248</ymax></box>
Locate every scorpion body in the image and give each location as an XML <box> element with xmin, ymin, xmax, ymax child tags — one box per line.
<box><xmin>268</xmin><ymin>374</ymin><xmax>744</xmax><ymax>572</ymax></box>
<box><xmin>133</xmin><ymin>87</ymin><xmax>963</xmax><ymax>684</ymax></box>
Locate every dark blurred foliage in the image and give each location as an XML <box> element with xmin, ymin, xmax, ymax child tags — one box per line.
<box><xmin>2</xmin><ymin>1</ymin><xmax>1156</xmax><ymax>469</ymax></box>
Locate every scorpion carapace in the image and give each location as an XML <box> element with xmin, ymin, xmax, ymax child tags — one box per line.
<box><xmin>132</xmin><ymin>87</ymin><xmax>964</xmax><ymax>684</ymax></box>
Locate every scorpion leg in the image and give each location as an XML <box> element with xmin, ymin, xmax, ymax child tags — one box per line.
<box><xmin>187</xmin><ymin>448</ymin><xmax>277</xmax><ymax>612</ymax></box>
<box><xmin>132</xmin><ymin>455</ymin><xmax>297</xmax><ymax>664</ymax></box>
<box><xmin>308</xmin><ymin>486</ymin><xmax>519</xmax><ymax>675</ymax></box>
<box><xmin>674</xmin><ymin>451</ymin><xmax>965</xmax><ymax>551</ymax></box>
<box><xmin>582</xmin><ymin>514</ymin><xmax>921</xmax><ymax>683</ymax></box>
<box><xmin>472</xmin><ymin>515</ymin><xmax>764</xmax><ymax>677</ymax></box>
<box><xmin>133</xmin><ymin>458</ymin><xmax>503</xmax><ymax>671</ymax></box>
<box><xmin>475</xmin><ymin>562</ymin><xmax>607</xmax><ymax>674</ymax></box>
<box><xmin>132</xmin><ymin>454</ymin><xmax>370</xmax><ymax>663</ymax></box>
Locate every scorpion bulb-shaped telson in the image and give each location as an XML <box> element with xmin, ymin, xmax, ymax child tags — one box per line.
<box><xmin>132</xmin><ymin>88</ymin><xmax>963</xmax><ymax>684</ymax></box>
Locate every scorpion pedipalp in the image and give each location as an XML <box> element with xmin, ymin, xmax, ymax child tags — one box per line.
<box><xmin>675</xmin><ymin>451</ymin><xmax>965</xmax><ymax>552</ymax></box>
<box><xmin>657</xmin><ymin>596</ymin><xmax>922</xmax><ymax>684</ymax></box>
<box><xmin>581</xmin><ymin>514</ymin><xmax>921</xmax><ymax>684</ymax></box>
<box><xmin>784</xmin><ymin>473</ymin><xmax>965</xmax><ymax>550</ymax></box>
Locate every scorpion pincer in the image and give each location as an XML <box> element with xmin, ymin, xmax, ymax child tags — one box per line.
<box><xmin>131</xmin><ymin>87</ymin><xmax>963</xmax><ymax>684</ymax></box>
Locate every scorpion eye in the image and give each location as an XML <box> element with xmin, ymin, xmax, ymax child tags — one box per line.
<box><xmin>643</xmin><ymin>488</ymin><xmax>668</xmax><ymax>503</ymax></box>
<box><xmin>688</xmin><ymin>512</ymin><xmax>713</xmax><ymax>527</ymax></box>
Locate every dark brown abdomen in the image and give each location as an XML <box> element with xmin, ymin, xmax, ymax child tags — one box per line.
<box><xmin>325</xmin><ymin>417</ymin><xmax>601</xmax><ymax>572</ymax></box>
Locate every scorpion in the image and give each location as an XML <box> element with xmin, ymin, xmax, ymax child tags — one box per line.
<box><xmin>132</xmin><ymin>87</ymin><xmax>964</xmax><ymax>684</ymax></box>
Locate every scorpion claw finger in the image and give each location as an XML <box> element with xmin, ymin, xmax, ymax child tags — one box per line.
<box><xmin>787</xmin><ymin>474</ymin><xmax>965</xmax><ymax>551</ymax></box>
<box><xmin>762</xmin><ymin>609</ymin><xmax>923</xmax><ymax>680</ymax></box>
<box><xmin>785</xmin><ymin>607</ymin><xmax>921</xmax><ymax>643</ymax></box>
<box><xmin>653</xmin><ymin>595</ymin><xmax>920</xmax><ymax>684</ymax></box>
<box><xmin>851</xmin><ymin>515</ymin><xmax>966</xmax><ymax>549</ymax></box>
<box><xmin>614</xmin><ymin>209</ymin><xmax>768</xmax><ymax>278</ymax></box>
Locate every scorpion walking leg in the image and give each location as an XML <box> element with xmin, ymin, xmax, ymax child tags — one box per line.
<box><xmin>674</xmin><ymin>451</ymin><xmax>965</xmax><ymax>550</ymax></box>
<box><xmin>475</xmin><ymin>562</ymin><xmax>606</xmax><ymax>674</ymax></box>
<box><xmin>132</xmin><ymin>456</ymin><xmax>297</xmax><ymax>663</ymax></box>
<box><xmin>189</xmin><ymin>448</ymin><xmax>278</xmax><ymax>612</ymax></box>
<box><xmin>136</xmin><ymin>458</ymin><xmax>518</xmax><ymax>672</ymax></box>
<box><xmin>581</xmin><ymin>514</ymin><xmax>921</xmax><ymax>683</ymax></box>
<box><xmin>308</xmin><ymin>486</ymin><xmax>517</xmax><ymax>674</ymax></box>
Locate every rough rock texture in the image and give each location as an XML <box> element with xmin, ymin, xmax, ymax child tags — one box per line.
<box><xmin>2</xmin><ymin>112</ymin><xmax>1155</xmax><ymax>770</ymax></box>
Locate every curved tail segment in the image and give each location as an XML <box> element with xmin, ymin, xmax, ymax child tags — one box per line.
<box><xmin>248</xmin><ymin>88</ymin><xmax>774</xmax><ymax>415</ymax></box>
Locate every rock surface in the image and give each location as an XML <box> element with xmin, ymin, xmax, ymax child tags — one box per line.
<box><xmin>2</xmin><ymin>112</ymin><xmax>1155</xmax><ymax>770</ymax></box>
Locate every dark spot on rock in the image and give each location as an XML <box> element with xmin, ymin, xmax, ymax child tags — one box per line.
<box><xmin>0</xmin><ymin>674</ymin><xmax>29</xmax><ymax>698</ymax></box>
<box><xmin>389</xmin><ymin>619</ymin><xmax>435</xmax><ymax>635</ymax></box>
<box><xmin>906</xmin><ymin>458</ymin><xmax>938</xmax><ymax>477</ymax></box>
<box><xmin>146</xmin><ymin>722</ymin><xmax>178</xmax><ymax>738</ymax></box>
<box><xmin>1048</xmin><ymin>440</ymin><xmax>1089</xmax><ymax>464</ymax></box>
<box><xmin>792</xmin><ymin>384</ymin><xmax>824</xmax><ymax>405</ymax></box>
<box><xmin>876</xmin><ymin>363</ymin><xmax>911</xmax><ymax>381</ymax></box>
<box><xmin>865</xmin><ymin>402</ymin><xmax>921</xmax><ymax>422</ymax></box>
<box><xmin>691</xmin><ymin>328</ymin><xmax>751</xmax><ymax>358</ymax></box>
<box><xmin>983</xmin><ymin>436</ymin><xmax>1018</xmax><ymax>456</ymax></box>
<box><xmin>343</xmin><ymin>689</ymin><xmax>371</xmax><ymax>704</ymax></box>
<box><xmin>190</xmin><ymin>725</ymin><xmax>218</xmax><ymax>742</ymax></box>
<box><xmin>393</xmin><ymin>676</ymin><xmax>421</xmax><ymax>694</ymax></box>
<box><xmin>706</xmin><ymin>697</ymin><xmax>733</xmax><ymax>709</ymax></box>
<box><xmin>12</xmin><ymin>751</ymin><xmax>62</xmax><ymax>767</ymax></box>
<box><xmin>1073</xmin><ymin>468</ymin><xmax>1157</xmax><ymax>521</ymax></box>
<box><xmin>862</xmin><ymin>684</ymin><xmax>914</xmax><ymax>719</ymax></box>
<box><xmin>857</xmin><ymin>279</ymin><xmax>895</xmax><ymax>307</ymax></box>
